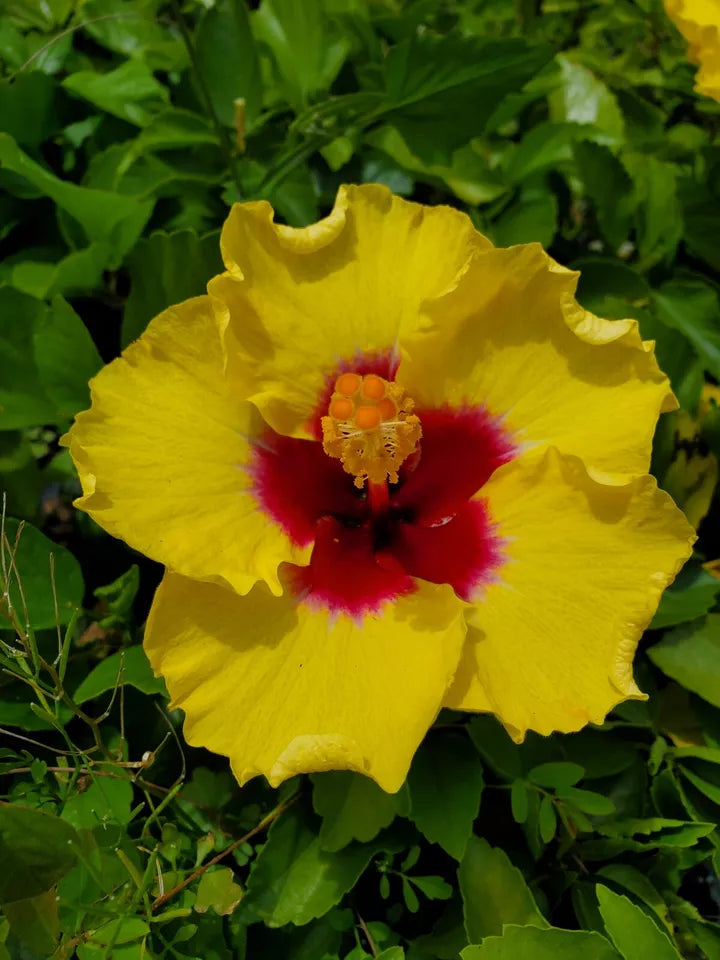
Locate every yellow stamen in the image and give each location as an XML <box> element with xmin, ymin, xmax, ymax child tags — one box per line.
<box><xmin>321</xmin><ymin>374</ymin><xmax>422</xmax><ymax>488</ymax></box>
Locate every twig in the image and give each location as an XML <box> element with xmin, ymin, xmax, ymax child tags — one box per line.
<box><xmin>151</xmin><ymin>792</ymin><xmax>299</xmax><ymax>910</ymax></box>
<box><xmin>357</xmin><ymin>914</ymin><xmax>379</xmax><ymax>958</ymax></box>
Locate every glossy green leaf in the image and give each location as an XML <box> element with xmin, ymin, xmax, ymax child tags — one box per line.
<box><xmin>253</xmin><ymin>0</ymin><xmax>349</xmax><ymax>110</ymax></box>
<box><xmin>527</xmin><ymin>762</ymin><xmax>584</xmax><ymax>789</ymax></box>
<box><xmin>557</xmin><ymin>788</ymin><xmax>615</xmax><ymax>816</ymax></box>
<box><xmin>492</xmin><ymin>187</ymin><xmax>557</xmax><ymax>247</ymax></box>
<box><xmin>0</xmin><ymin>804</ymin><xmax>79</xmax><ymax>903</ymax></box>
<box><xmin>549</xmin><ymin>56</ymin><xmax>625</xmax><ymax>145</ymax></box>
<box><xmin>73</xmin><ymin>645</ymin><xmax>167</xmax><ymax>705</ymax></box>
<box><xmin>61</xmin><ymin>774</ymin><xmax>133</xmax><ymax>830</ymax></box>
<box><xmin>62</xmin><ymin>60</ymin><xmax>169</xmax><ymax>127</ymax></box>
<box><xmin>0</xmin><ymin>134</ymin><xmax>153</xmax><ymax>260</ymax></box>
<box><xmin>1</xmin><ymin>518</ymin><xmax>83</xmax><ymax>629</ymax></box>
<box><xmin>32</xmin><ymin>296</ymin><xmax>102</xmax><ymax>418</ymax></box>
<box><xmin>511</xmin><ymin>779</ymin><xmax>529</xmax><ymax>823</ymax></box>
<box><xmin>407</xmin><ymin>732</ymin><xmax>483</xmax><ymax>861</ymax></box>
<box><xmin>3</xmin><ymin>888</ymin><xmax>59</xmax><ymax>955</ymax></box>
<box><xmin>0</xmin><ymin>287</ymin><xmax>56</xmax><ymax>429</ymax></box>
<box><xmin>458</xmin><ymin>837</ymin><xmax>548</xmax><ymax>941</ymax></box>
<box><xmin>311</xmin><ymin>771</ymin><xmax>408</xmax><ymax>852</ymax></box>
<box><xmin>382</xmin><ymin>35</ymin><xmax>552</xmax><ymax>162</ymax></box>
<box><xmin>654</xmin><ymin>281</ymin><xmax>720</xmax><ymax>382</ymax></box>
<box><xmin>0</xmin><ymin>72</ymin><xmax>56</xmax><ymax>147</ymax></box>
<box><xmin>651</xmin><ymin>564</ymin><xmax>720</xmax><ymax>629</ymax></box>
<box><xmin>648</xmin><ymin>615</ymin><xmax>720</xmax><ymax>708</ymax></box>
<box><xmin>597</xmin><ymin>886</ymin><xmax>682</xmax><ymax>960</ymax></box>
<box><xmin>240</xmin><ymin>802</ymin><xmax>402</xmax><ymax>927</ymax></box>
<box><xmin>122</xmin><ymin>229</ymin><xmax>222</xmax><ymax>346</ymax></box>
<box><xmin>196</xmin><ymin>0</ymin><xmax>262</xmax><ymax>127</ymax></box>
<box><xmin>462</xmin><ymin>925</ymin><xmax>620</xmax><ymax>960</ymax></box>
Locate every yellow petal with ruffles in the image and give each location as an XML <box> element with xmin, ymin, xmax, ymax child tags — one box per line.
<box><xmin>144</xmin><ymin>572</ymin><xmax>467</xmax><ymax>793</ymax></box>
<box><xmin>399</xmin><ymin>243</ymin><xmax>674</xmax><ymax>482</ymax></box>
<box><xmin>209</xmin><ymin>183</ymin><xmax>489</xmax><ymax>438</ymax></box>
<box><xmin>63</xmin><ymin>297</ymin><xmax>308</xmax><ymax>597</ymax></box>
<box><xmin>665</xmin><ymin>0</ymin><xmax>720</xmax><ymax>101</ymax></box>
<box><xmin>445</xmin><ymin>448</ymin><xmax>695</xmax><ymax>737</ymax></box>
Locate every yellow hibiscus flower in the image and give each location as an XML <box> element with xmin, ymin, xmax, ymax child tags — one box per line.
<box><xmin>665</xmin><ymin>0</ymin><xmax>720</xmax><ymax>101</ymax></box>
<box><xmin>64</xmin><ymin>185</ymin><xmax>694</xmax><ymax>793</ymax></box>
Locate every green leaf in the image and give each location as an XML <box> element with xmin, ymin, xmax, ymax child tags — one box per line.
<box><xmin>61</xmin><ymin>775</ymin><xmax>133</xmax><ymax>830</ymax></box>
<box><xmin>407</xmin><ymin>731</ymin><xmax>483</xmax><ymax>861</ymax></box>
<box><xmin>240</xmin><ymin>802</ymin><xmax>402</xmax><ymax>927</ymax></box>
<box><xmin>597</xmin><ymin>886</ymin><xmax>682</xmax><ymax>960</ymax></box>
<box><xmin>403</xmin><ymin>877</ymin><xmax>420</xmax><ymax>913</ymax></box>
<box><xmin>527</xmin><ymin>762</ymin><xmax>584</xmax><ymax>789</ymax></box>
<box><xmin>81</xmin><ymin>0</ymin><xmax>188</xmax><ymax>72</ymax></box>
<box><xmin>557</xmin><ymin>788</ymin><xmax>614</xmax><ymax>816</ymax></box>
<box><xmin>561</xmin><ymin>731</ymin><xmax>637</xmax><ymax>779</ymax></box>
<box><xmin>511</xmin><ymin>780</ymin><xmax>529</xmax><ymax>823</ymax></box>
<box><xmin>653</xmin><ymin>281</ymin><xmax>720</xmax><ymax>382</ymax></box>
<box><xmin>596</xmin><ymin>865</ymin><xmax>669</xmax><ymax>929</ymax></box>
<box><xmin>0</xmin><ymin>804</ymin><xmax>79</xmax><ymax>903</ymax></box>
<box><xmin>548</xmin><ymin>56</ymin><xmax>625</xmax><ymax>146</ymax></box>
<box><xmin>9</xmin><ymin>242</ymin><xmax>113</xmax><ymax>299</ymax></box>
<box><xmin>648</xmin><ymin>615</ymin><xmax>720</xmax><ymax>708</ymax></box>
<box><xmin>651</xmin><ymin>564</ymin><xmax>720</xmax><ymax>629</ymax></box>
<box><xmin>504</xmin><ymin>122</ymin><xmax>590</xmax><ymax>183</ymax></box>
<box><xmin>196</xmin><ymin>0</ymin><xmax>262</xmax><ymax>128</ymax></box>
<box><xmin>3</xmin><ymin>888</ymin><xmax>59</xmax><ymax>956</ymax></box>
<box><xmin>0</xmin><ymin>72</ymin><xmax>56</xmax><ymax>148</ymax></box>
<box><xmin>32</xmin><ymin>296</ymin><xmax>102</xmax><ymax>418</ymax></box>
<box><xmin>194</xmin><ymin>867</ymin><xmax>243</xmax><ymax>916</ymax></box>
<box><xmin>311</xmin><ymin>771</ymin><xmax>408</xmax><ymax>852</ymax></box>
<box><xmin>458</xmin><ymin>836</ymin><xmax>548</xmax><ymax>941</ymax></box>
<box><xmin>78</xmin><ymin>917</ymin><xmax>150</xmax><ymax>954</ymax></box>
<box><xmin>408</xmin><ymin>875</ymin><xmax>452</xmax><ymax>901</ymax></box>
<box><xmin>1</xmin><ymin>518</ymin><xmax>83</xmax><ymax>629</ymax></box>
<box><xmin>382</xmin><ymin>35</ymin><xmax>552</xmax><ymax>163</ymax></box>
<box><xmin>0</xmin><ymin>287</ymin><xmax>56</xmax><ymax>429</ymax></box>
<box><xmin>539</xmin><ymin>795</ymin><xmax>557</xmax><ymax>843</ymax></box>
<box><xmin>253</xmin><ymin>0</ymin><xmax>350</xmax><ymax>110</ymax></box>
<box><xmin>73</xmin><ymin>646</ymin><xmax>167</xmax><ymax>705</ymax></box>
<box><xmin>580</xmin><ymin>818</ymin><xmax>716</xmax><ymax>858</ymax></box>
<box><xmin>122</xmin><ymin>229</ymin><xmax>222</xmax><ymax>346</ymax></box>
<box><xmin>573</xmin><ymin>141</ymin><xmax>635</xmax><ymax>249</ymax></box>
<box><xmin>462</xmin><ymin>925</ymin><xmax>620</xmax><ymax>960</ymax></box>
<box><xmin>491</xmin><ymin>186</ymin><xmax>557</xmax><ymax>247</ymax></box>
<box><xmin>0</xmin><ymin>134</ymin><xmax>153</xmax><ymax>262</ymax></box>
<box><xmin>94</xmin><ymin>565</ymin><xmax>140</xmax><ymax>629</ymax></box>
<box><xmin>62</xmin><ymin>59</ymin><xmax>169</xmax><ymax>127</ymax></box>
<box><xmin>627</xmin><ymin>156</ymin><xmax>682</xmax><ymax>265</ymax></box>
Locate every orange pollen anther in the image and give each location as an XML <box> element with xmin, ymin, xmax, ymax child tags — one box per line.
<box><xmin>354</xmin><ymin>405</ymin><xmax>382</xmax><ymax>430</ymax></box>
<box><xmin>321</xmin><ymin>372</ymin><xmax>422</xmax><ymax>488</ymax></box>
<box><xmin>335</xmin><ymin>372</ymin><xmax>362</xmax><ymax>396</ymax></box>
<box><xmin>329</xmin><ymin>397</ymin><xmax>354</xmax><ymax>421</ymax></box>
<box><xmin>361</xmin><ymin>374</ymin><xmax>386</xmax><ymax>400</ymax></box>
<box><xmin>377</xmin><ymin>396</ymin><xmax>396</xmax><ymax>421</ymax></box>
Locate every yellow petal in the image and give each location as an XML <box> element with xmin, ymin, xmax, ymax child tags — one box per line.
<box><xmin>145</xmin><ymin>572</ymin><xmax>467</xmax><ymax>792</ymax></box>
<box><xmin>399</xmin><ymin>243</ymin><xmax>674</xmax><ymax>482</ymax></box>
<box><xmin>445</xmin><ymin>449</ymin><xmax>695</xmax><ymax>737</ymax></box>
<box><xmin>665</xmin><ymin>0</ymin><xmax>720</xmax><ymax>101</ymax></box>
<box><xmin>209</xmin><ymin>183</ymin><xmax>490</xmax><ymax>437</ymax></box>
<box><xmin>64</xmin><ymin>297</ymin><xmax>308</xmax><ymax>597</ymax></box>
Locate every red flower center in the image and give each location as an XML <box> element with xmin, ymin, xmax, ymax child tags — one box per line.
<box><xmin>250</xmin><ymin>367</ymin><xmax>515</xmax><ymax>615</ymax></box>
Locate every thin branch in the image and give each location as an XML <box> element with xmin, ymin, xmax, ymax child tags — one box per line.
<box><xmin>151</xmin><ymin>792</ymin><xmax>299</xmax><ymax>911</ymax></box>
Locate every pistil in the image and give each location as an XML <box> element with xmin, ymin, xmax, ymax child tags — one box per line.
<box><xmin>368</xmin><ymin>479</ymin><xmax>390</xmax><ymax>514</ymax></box>
<box><xmin>321</xmin><ymin>373</ymin><xmax>422</xmax><ymax>488</ymax></box>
